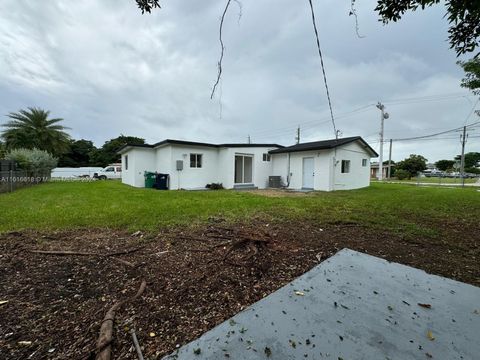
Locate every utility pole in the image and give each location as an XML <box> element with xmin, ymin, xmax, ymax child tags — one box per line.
<box><xmin>295</xmin><ymin>126</ymin><xmax>301</xmax><ymax>144</ymax></box>
<box><xmin>247</xmin><ymin>135</ymin><xmax>251</xmax><ymax>144</ymax></box>
<box><xmin>460</xmin><ymin>125</ymin><xmax>468</xmax><ymax>187</ymax></box>
<box><xmin>388</xmin><ymin>139</ymin><xmax>393</xmax><ymax>179</ymax></box>
<box><xmin>376</xmin><ymin>102</ymin><xmax>389</xmax><ymax>181</ymax></box>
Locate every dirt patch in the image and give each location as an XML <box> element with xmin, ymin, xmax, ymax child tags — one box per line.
<box><xmin>245</xmin><ymin>189</ymin><xmax>313</xmax><ymax>197</ymax></box>
<box><xmin>0</xmin><ymin>219</ymin><xmax>478</xmax><ymax>359</ymax></box>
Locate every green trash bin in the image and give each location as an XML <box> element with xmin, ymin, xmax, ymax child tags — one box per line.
<box><xmin>144</xmin><ymin>171</ymin><xmax>156</xmax><ymax>188</ymax></box>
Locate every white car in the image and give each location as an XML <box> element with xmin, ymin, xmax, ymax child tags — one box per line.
<box><xmin>95</xmin><ymin>163</ymin><xmax>122</xmax><ymax>180</ymax></box>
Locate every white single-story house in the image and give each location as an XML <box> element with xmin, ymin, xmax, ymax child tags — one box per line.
<box><xmin>117</xmin><ymin>136</ymin><xmax>378</xmax><ymax>191</ymax></box>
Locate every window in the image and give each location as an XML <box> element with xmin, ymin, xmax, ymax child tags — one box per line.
<box><xmin>262</xmin><ymin>153</ymin><xmax>271</xmax><ymax>162</ymax></box>
<box><xmin>124</xmin><ymin>155</ymin><xmax>128</xmax><ymax>170</ymax></box>
<box><xmin>190</xmin><ymin>154</ymin><xmax>202</xmax><ymax>168</ymax></box>
<box><xmin>105</xmin><ymin>167</ymin><xmax>114</xmax><ymax>172</ymax></box>
<box><xmin>341</xmin><ymin>160</ymin><xmax>350</xmax><ymax>173</ymax></box>
<box><xmin>116</xmin><ymin>167</ymin><xmax>122</xmax><ymax>172</ymax></box>
<box><xmin>362</xmin><ymin>159</ymin><xmax>367</xmax><ymax>167</ymax></box>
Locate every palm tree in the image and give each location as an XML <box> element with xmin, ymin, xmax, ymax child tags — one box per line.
<box><xmin>1</xmin><ymin>107</ymin><xmax>71</xmax><ymax>156</ymax></box>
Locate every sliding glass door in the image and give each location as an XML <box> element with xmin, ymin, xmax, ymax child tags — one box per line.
<box><xmin>234</xmin><ymin>155</ymin><xmax>253</xmax><ymax>184</ymax></box>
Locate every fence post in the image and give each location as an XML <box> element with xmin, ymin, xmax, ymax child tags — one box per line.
<box><xmin>9</xmin><ymin>169</ymin><xmax>13</xmax><ymax>192</ymax></box>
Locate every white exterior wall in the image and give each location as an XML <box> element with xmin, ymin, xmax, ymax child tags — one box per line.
<box><xmin>282</xmin><ymin>150</ymin><xmax>333</xmax><ymax>191</ymax></box>
<box><xmin>121</xmin><ymin>144</ymin><xmax>277</xmax><ymax>189</ymax></box>
<box><xmin>120</xmin><ymin>140</ymin><xmax>373</xmax><ymax>191</ymax></box>
<box><xmin>331</xmin><ymin>141</ymin><xmax>371</xmax><ymax>190</ymax></box>
<box><xmin>271</xmin><ymin>141</ymin><xmax>373</xmax><ymax>191</ymax></box>
<box><xmin>155</xmin><ymin>145</ymin><xmax>172</xmax><ymax>175</ymax></box>
<box><xmin>218</xmin><ymin>147</ymin><xmax>276</xmax><ymax>189</ymax></box>
<box><xmin>271</xmin><ymin>153</ymin><xmax>288</xmax><ymax>186</ymax></box>
<box><xmin>167</xmin><ymin>145</ymin><xmax>219</xmax><ymax>190</ymax></box>
<box><xmin>121</xmin><ymin>148</ymin><xmax>156</xmax><ymax>187</ymax></box>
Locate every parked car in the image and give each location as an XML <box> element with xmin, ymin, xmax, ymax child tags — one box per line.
<box><xmin>94</xmin><ymin>164</ymin><xmax>122</xmax><ymax>180</ymax></box>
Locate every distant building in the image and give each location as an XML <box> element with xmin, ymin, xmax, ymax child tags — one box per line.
<box><xmin>370</xmin><ymin>162</ymin><xmax>388</xmax><ymax>179</ymax></box>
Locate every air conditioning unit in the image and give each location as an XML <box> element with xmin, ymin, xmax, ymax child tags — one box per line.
<box><xmin>268</xmin><ymin>176</ymin><xmax>282</xmax><ymax>188</ymax></box>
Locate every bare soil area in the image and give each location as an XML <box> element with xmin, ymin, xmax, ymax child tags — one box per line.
<box><xmin>1</xmin><ymin>219</ymin><xmax>478</xmax><ymax>359</ymax></box>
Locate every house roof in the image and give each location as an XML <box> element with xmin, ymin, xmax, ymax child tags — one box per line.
<box><xmin>268</xmin><ymin>136</ymin><xmax>378</xmax><ymax>157</ymax></box>
<box><xmin>117</xmin><ymin>139</ymin><xmax>284</xmax><ymax>154</ymax></box>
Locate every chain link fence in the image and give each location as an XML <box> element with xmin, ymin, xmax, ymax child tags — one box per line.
<box><xmin>0</xmin><ymin>169</ymin><xmax>51</xmax><ymax>194</ymax></box>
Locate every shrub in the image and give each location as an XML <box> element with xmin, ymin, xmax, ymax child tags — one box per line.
<box><xmin>206</xmin><ymin>183</ymin><xmax>224</xmax><ymax>190</ymax></box>
<box><xmin>5</xmin><ymin>148</ymin><xmax>58</xmax><ymax>171</ymax></box>
<box><xmin>395</xmin><ymin>169</ymin><xmax>411</xmax><ymax>180</ymax></box>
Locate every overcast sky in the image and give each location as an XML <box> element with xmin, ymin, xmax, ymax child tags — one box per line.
<box><xmin>0</xmin><ymin>0</ymin><xmax>478</xmax><ymax>162</ymax></box>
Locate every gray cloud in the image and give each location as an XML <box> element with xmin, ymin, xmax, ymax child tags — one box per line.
<box><xmin>0</xmin><ymin>0</ymin><xmax>478</xmax><ymax>163</ymax></box>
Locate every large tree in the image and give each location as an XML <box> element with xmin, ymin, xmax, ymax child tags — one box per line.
<box><xmin>396</xmin><ymin>154</ymin><xmax>428</xmax><ymax>177</ymax></box>
<box><xmin>1</xmin><ymin>108</ymin><xmax>70</xmax><ymax>156</ymax></box>
<box><xmin>435</xmin><ymin>159</ymin><xmax>455</xmax><ymax>171</ymax></box>
<box><xmin>90</xmin><ymin>135</ymin><xmax>145</xmax><ymax>166</ymax></box>
<box><xmin>455</xmin><ymin>152</ymin><xmax>480</xmax><ymax>168</ymax></box>
<box><xmin>58</xmin><ymin>139</ymin><xmax>97</xmax><ymax>167</ymax></box>
<box><xmin>458</xmin><ymin>57</ymin><xmax>480</xmax><ymax>95</ymax></box>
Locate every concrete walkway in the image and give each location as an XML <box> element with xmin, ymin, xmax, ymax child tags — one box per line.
<box><xmin>163</xmin><ymin>249</ymin><xmax>480</xmax><ymax>360</ymax></box>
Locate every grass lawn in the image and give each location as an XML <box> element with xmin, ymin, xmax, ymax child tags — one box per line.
<box><xmin>1</xmin><ymin>180</ymin><xmax>479</xmax><ymax>359</ymax></box>
<box><xmin>1</xmin><ymin>180</ymin><xmax>478</xmax><ymax>236</ymax></box>
<box><xmin>381</xmin><ymin>177</ymin><xmax>479</xmax><ymax>184</ymax></box>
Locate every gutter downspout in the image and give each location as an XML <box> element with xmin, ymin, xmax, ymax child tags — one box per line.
<box><xmin>286</xmin><ymin>153</ymin><xmax>291</xmax><ymax>188</ymax></box>
<box><xmin>331</xmin><ymin>148</ymin><xmax>337</xmax><ymax>191</ymax></box>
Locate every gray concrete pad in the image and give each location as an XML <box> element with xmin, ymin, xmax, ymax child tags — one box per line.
<box><xmin>163</xmin><ymin>249</ymin><xmax>480</xmax><ymax>359</ymax></box>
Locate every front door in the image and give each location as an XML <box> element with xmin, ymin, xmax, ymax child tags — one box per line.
<box><xmin>302</xmin><ymin>157</ymin><xmax>314</xmax><ymax>189</ymax></box>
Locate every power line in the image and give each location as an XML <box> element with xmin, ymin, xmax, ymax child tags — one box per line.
<box><xmin>383</xmin><ymin>92</ymin><xmax>475</xmax><ymax>106</ymax></box>
<box><xmin>307</xmin><ymin>0</ymin><xmax>337</xmax><ymax>139</ymax></box>
<box><xmin>249</xmin><ymin>105</ymin><xmax>374</xmax><ymax>138</ymax></box>
<box><xmin>391</xmin><ymin>121</ymin><xmax>480</xmax><ymax>142</ymax></box>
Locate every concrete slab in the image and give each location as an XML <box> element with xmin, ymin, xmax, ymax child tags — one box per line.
<box><xmin>163</xmin><ymin>249</ymin><xmax>480</xmax><ymax>360</ymax></box>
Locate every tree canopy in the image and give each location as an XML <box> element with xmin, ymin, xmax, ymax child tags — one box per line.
<box><xmin>458</xmin><ymin>57</ymin><xmax>480</xmax><ymax>95</ymax></box>
<box><xmin>1</xmin><ymin>108</ymin><xmax>70</xmax><ymax>156</ymax></box>
<box><xmin>455</xmin><ymin>152</ymin><xmax>480</xmax><ymax>168</ymax></box>
<box><xmin>58</xmin><ymin>139</ymin><xmax>97</xmax><ymax>167</ymax></box>
<box><xmin>435</xmin><ymin>159</ymin><xmax>455</xmax><ymax>171</ymax></box>
<box><xmin>395</xmin><ymin>154</ymin><xmax>428</xmax><ymax>177</ymax></box>
<box><xmin>90</xmin><ymin>135</ymin><xmax>145</xmax><ymax>166</ymax></box>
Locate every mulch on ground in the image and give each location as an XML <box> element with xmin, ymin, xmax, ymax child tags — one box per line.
<box><xmin>0</xmin><ymin>218</ymin><xmax>478</xmax><ymax>359</ymax></box>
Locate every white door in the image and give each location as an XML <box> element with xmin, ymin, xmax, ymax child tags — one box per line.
<box><xmin>302</xmin><ymin>157</ymin><xmax>314</xmax><ymax>189</ymax></box>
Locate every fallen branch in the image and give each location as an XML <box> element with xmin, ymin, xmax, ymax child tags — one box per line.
<box><xmin>29</xmin><ymin>246</ymin><xmax>144</xmax><ymax>258</ymax></box>
<box><xmin>222</xmin><ymin>237</ymin><xmax>270</xmax><ymax>262</ymax></box>
<box><xmin>96</xmin><ymin>280</ymin><xmax>147</xmax><ymax>360</ymax></box>
<box><xmin>130</xmin><ymin>329</ymin><xmax>145</xmax><ymax>360</ymax></box>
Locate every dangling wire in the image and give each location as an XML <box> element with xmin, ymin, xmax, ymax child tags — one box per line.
<box><xmin>307</xmin><ymin>0</ymin><xmax>337</xmax><ymax>139</ymax></box>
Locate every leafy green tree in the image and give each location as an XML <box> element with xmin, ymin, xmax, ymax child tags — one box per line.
<box><xmin>58</xmin><ymin>139</ymin><xmax>97</xmax><ymax>167</ymax></box>
<box><xmin>1</xmin><ymin>108</ymin><xmax>70</xmax><ymax>156</ymax></box>
<box><xmin>90</xmin><ymin>135</ymin><xmax>145</xmax><ymax>166</ymax></box>
<box><xmin>458</xmin><ymin>58</ymin><xmax>480</xmax><ymax>95</ymax></box>
<box><xmin>435</xmin><ymin>159</ymin><xmax>455</xmax><ymax>171</ymax></box>
<box><xmin>455</xmin><ymin>152</ymin><xmax>480</xmax><ymax>168</ymax></box>
<box><xmin>396</xmin><ymin>154</ymin><xmax>428</xmax><ymax>177</ymax></box>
